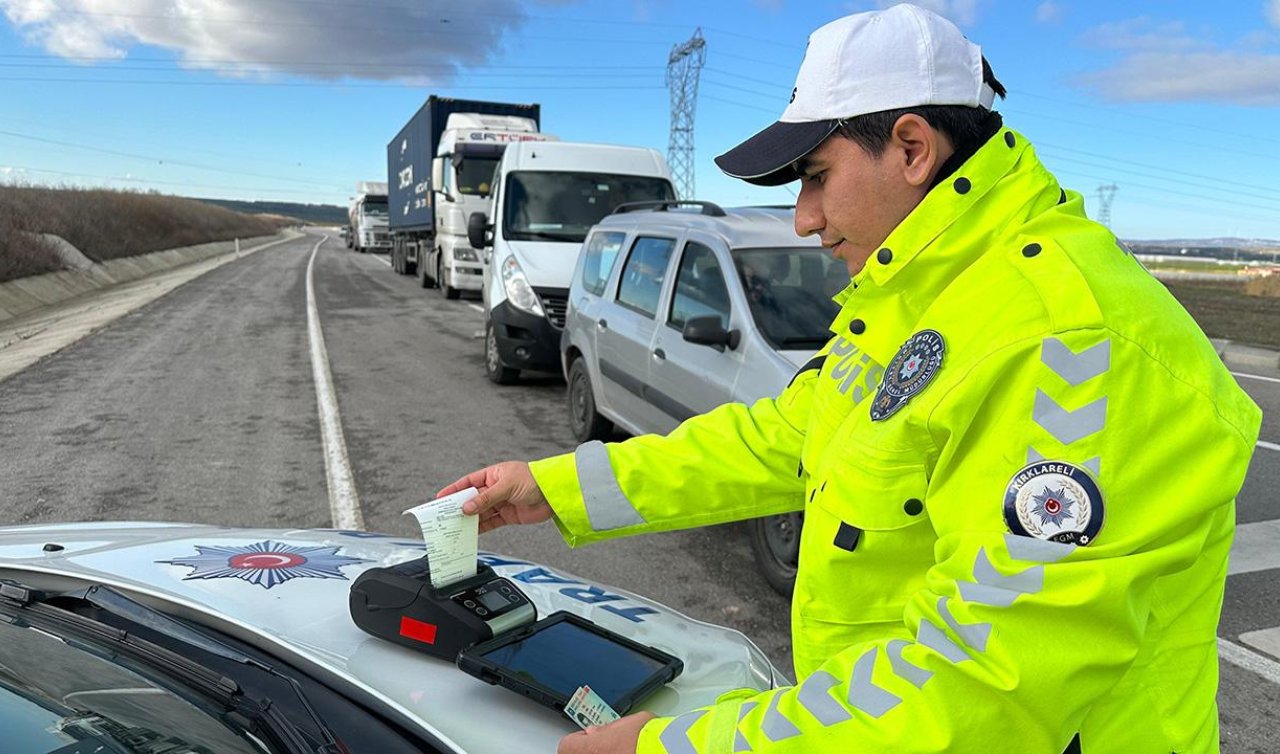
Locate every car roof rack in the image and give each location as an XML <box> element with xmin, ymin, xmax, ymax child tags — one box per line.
<box><xmin>611</xmin><ymin>200</ymin><xmax>727</xmax><ymax>217</ymax></box>
<box><xmin>741</xmin><ymin>204</ymin><xmax>796</xmax><ymax>210</ymax></box>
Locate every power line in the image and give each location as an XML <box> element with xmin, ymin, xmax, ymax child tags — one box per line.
<box><xmin>0</xmin><ymin>129</ymin><xmax>345</xmax><ymax>191</ymax></box>
<box><xmin>0</xmin><ymin>77</ymin><xmax>665</xmax><ymax>90</ymax></box>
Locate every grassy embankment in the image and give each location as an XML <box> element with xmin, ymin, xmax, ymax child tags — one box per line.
<box><xmin>1165</xmin><ymin>278</ymin><xmax>1280</xmax><ymax>350</ymax></box>
<box><xmin>0</xmin><ymin>186</ymin><xmax>284</xmax><ymax>283</ymax></box>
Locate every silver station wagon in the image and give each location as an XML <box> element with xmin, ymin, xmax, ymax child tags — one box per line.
<box><xmin>560</xmin><ymin>201</ymin><xmax>850</xmax><ymax>594</ymax></box>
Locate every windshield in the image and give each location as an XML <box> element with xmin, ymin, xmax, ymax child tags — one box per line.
<box><xmin>457</xmin><ymin>157</ymin><xmax>499</xmax><ymax>196</ymax></box>
<box><xmin>0</xmin><ymin>616</ymin><xmax>269</xmax><ymax>754</ymax></box>
<box><xmin>731</xmin><ymin>247</ymin><xmax>849</xmax><ymax>350</ymax></box>
<box><xmin>362</xmin><ymin>200</ymin><xmax>388</xmax><ymax>219</ymax></box>
<box><xmin>503</xmin><ymin>171</ymin><xmax>674</xmax><ymax>243</ymax></box>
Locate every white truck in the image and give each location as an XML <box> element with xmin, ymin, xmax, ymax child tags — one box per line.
<box><xmin>349</xmin><ymin>181</ymin><xmax>390</xmax><ymax>254</ymax></box>
<box><xmin>387</xmin><ymin>97</ymin><xmax>554</xmax><ymax>298</ymax></box>
<box><xmin>466</xmin><ymin>141</ymin><xmax>676</xmax><ymax>383</ymax></box>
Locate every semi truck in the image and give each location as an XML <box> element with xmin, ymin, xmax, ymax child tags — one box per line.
<box><xmin>386</xmin><ymin>97</ymin><xmax>553</xmax><ymax>298</ymax></box>
<box><xmin>349</xmin><ymin>181</ymin><xmax>390</xmax><ymax>253</ymax></box>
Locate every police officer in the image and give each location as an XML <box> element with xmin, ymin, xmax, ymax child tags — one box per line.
<box><xmin>440</xmin><ymin>6</ymin><xmax>1261</xmax><ymax>753</ymax></box>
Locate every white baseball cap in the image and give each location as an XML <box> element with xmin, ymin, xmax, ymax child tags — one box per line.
<box><xmin>715</xmin><ymin>3</ymin><xmax>997</xmax><ymax>186</ymax></box>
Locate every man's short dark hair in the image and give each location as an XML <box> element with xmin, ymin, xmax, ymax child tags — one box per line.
<box><xmin>836</xmin><ymin>56</ymin><xmax>1007</xmax><ymax>157</ymax></box>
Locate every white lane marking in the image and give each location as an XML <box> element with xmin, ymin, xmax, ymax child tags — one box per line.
<box><xmin>306</xmin><ymin>237</ymin><xmax>365</xmax><ymax>531</ymax></box>
<box><xmin>1219</xmin><ymin>637</ymin><xmax>1280</xmax><ymax>686</ymax></box>
<box><xmin>1233</xmin><ymin>371</ymin><xmax>1280</xmax><ymax>385</ymax></box>
<box><xmin>374</xmin><ymin>254</ymin><xmax>391</xmax><ymax>267</ymax></box>
<box><xmin>1241</xmin><ymin>627</ymin><xmax>1280</xmax><ymax>660</ymax></box>
<box><xmin>1229</xmin><ymin>519</ymin><xmax>1280</xmax><ymax>576</ymax></box>
<box><xmin>468</xmin><ymin>303</ymin><xmax>484</xmax><ymax>313</ymax></box>
<box><xmin>1258</xmin><ymin>440</ymin><xmax>1280</xmax><ymax>452</ymax></box>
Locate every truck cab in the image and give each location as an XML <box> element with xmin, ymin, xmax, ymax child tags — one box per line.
<box><xmin>351</xmin><ymin>182</ymin><xmax>390</xmax><ymax>254</ymax></box>
<box><xmin>425</xmin><ymin>114</ymin><xmax>555</xmax><ymax>298</ymax></box>
<box><xmin>470</xmin><ymin>141</ymin><xmax>675</xmax><ymax>384</ymax></box>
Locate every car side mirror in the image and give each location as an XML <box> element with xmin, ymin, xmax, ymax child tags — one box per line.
<box><xmin>682</xmin><ymin>315</ymin><xmax>741</xmax><ymax>351</ymax></box>
<box><xmin>467</xmin><ymin>212</ymin><xmax>492</xmax><ymax>249</ymax></box>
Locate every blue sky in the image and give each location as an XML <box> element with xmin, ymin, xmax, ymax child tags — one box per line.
<box><xmin>1</xmin><ymin>0</ymin><xmax>1278</xmax><ymax>241</ymax></box>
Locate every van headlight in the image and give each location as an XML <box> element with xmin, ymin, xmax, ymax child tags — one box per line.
<box><xmin>454</xmin><ymin>246</ymin><xmax>478</xmax><ymax>262</ymax></box>
<box><xmin>501</xmin><ymin>256</ymin><xmax>544</xmax><ymax>316</ymax></box>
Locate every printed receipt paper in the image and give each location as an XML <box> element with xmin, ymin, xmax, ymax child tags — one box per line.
<box><xmin>403</xmin><ymin>488</ymin><xmax>479</xmax><ymax>589</ymax></box>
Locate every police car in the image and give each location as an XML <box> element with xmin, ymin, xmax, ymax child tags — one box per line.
<box><xmin>0</xmin><ymin>522</ymin><xmax>781</xmax><ymax>753</ymax></box>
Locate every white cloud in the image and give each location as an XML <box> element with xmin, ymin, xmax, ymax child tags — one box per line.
<box><xmin>1076</xmin><ymin>11</ymin><xmax>1280</xmax><ymax>105</ymax></box>
<box><xmin>873</xmin><ymin>0</ymin><xmax>982</xmax><ymax>27</ymax></box>
<box><xmin>0</xmin><ymin>0</ymin><xmax>555</xmax><ymax>81</ymax></box>
<box><xmin>1035</xmin><ymin>2</ymin><xmax>1063</xmax><ymax>24</ymax></box>
<box><xmin>1082</xmin><ymin>16</ymin><xmax>1205</xmax><ymax>53</ymax></box>
<box><xmin>1078</xmin><ymin>52</ymin><xmax>1280</xmax><ymax>106</ymax></box>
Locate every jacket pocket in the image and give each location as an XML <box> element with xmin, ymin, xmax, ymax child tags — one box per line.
<box><xmin>796</xmin><ymin>448</ymin><xmax>936</xmax><ymax>627</ymax></box>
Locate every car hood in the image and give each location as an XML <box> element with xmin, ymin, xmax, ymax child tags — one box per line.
<box><xmin>502</xmin><ymin>239</ymin><xmax>582</xmax><ymax>289</ymax></box>
<box><xmin>0</xmin><ymin>522</ymin><xmax>779</xmax><ymax>753</ymax></box>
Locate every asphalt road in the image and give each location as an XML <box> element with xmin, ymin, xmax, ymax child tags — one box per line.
<box><xmin>0</xmin><ymin>229</ymin><xmax>1277</xmax><ymax>751</ymax></box>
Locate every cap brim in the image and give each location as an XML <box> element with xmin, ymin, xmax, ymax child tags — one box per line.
<box><xmin>714</xmin><ymin>119</ymin><xmax>839</xmax><ymax>186</ymax></box>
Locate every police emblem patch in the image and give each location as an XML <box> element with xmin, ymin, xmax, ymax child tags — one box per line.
<box><xmin>1003</xmin><ymin>461</ymin><xmax>1104</xmax><ymax>545</ymax></box>
<box><xmin>158</xmin><ymin>540</ymin><xmax>371</xmax><ymax>590</ymax></box>
<box><xmin>870</xmin><ymin>329</ymin><xmax>945</xmax><ymax>421</ymax></box>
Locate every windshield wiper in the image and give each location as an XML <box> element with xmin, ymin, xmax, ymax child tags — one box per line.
<box><xmin>0</xmin><ymin>580</ymin><xmax>343</xmax><ymax>754</ymax></box>
<box><xmin>520</xmin><ymin>230</ymin><xmax>581</xmax><ymax>242</ymax></box>
<box><xmin>779</xmin><ymin>337</ymin><xmax>829</xmax><ymax>347</ymax></box>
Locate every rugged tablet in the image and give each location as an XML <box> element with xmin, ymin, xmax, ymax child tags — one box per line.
<box><xmin>457</xmin><ymin>611</ymin><xmax>683</xmax><ymax>717</ymax></box>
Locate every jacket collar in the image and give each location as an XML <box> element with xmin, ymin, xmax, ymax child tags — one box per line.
<box><xmin>830</xmin><ymin>128</ymin><xmax>1059</xmax><ymax>366</ymax></box>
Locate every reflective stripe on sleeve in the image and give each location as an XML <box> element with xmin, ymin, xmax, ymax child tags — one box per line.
<box><xmin>795</xmin><ymin>670</ymin><xmax>853</xmax><ymax>726</ymax></box>
<box><xmin>659</xmin><ymin>710</ymin><xmax>707</xmax><ymax>754</ymax></box>
<box><xmin>846</xmin><ymin>647</ymin><xmax>902</xmax><ymax>718</ymax></box>
<box><xmin>733</xmin><ymin>701</ymin><xmax>759</xmax><ymax>752</ymax></box>
<box><xmin>574</xmin><ymin>440</ymin><xmax>646</xmax><ymax>531</ymax></box>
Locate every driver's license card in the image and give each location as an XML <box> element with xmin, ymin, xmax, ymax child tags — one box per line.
<box><xmin>565</xmin><ymin>685</ymin><xmax>621</xmax><ymax>730</ymax></box>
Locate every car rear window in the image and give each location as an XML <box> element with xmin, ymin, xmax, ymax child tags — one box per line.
<box><xmin>617</xmin><ymin>236</ymin><xmax>676</xmax><ymax>317</ymax></box>
<box><xmin>581</xmin><ymin>231</ymin><xmax>626</xmax><ymax>296</ymax></box>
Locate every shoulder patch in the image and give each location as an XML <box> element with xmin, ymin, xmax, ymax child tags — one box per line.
<box><xmin>1003</xmin><ymin>461</ymin><xmax>1104</xmax><ymax>546</ymax></box>
<box><xmin>870</xmin><ymin>329</ymin><xmax>945</xmax><ymax>421</ymax></box>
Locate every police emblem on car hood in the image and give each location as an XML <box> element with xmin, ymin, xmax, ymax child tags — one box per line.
<box><xmin>158</xmin><ymin>540</ymin><xmax>371</xmax><ymax>589</ymax></box>
<box><xmin>1003</xmin><ymin>461</ymin><xmax>1104</xmax><ymax>546</ymax></box>
<box><xmin>870</xmin><ymin>329</ymin><xmax>945</xmax><ymax>421</ymax></box>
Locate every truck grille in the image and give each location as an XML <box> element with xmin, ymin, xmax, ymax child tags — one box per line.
<box><xmin>535</xmin><ymin>287</ymin><xmax>570</xmax><ymax>330</ymax></box>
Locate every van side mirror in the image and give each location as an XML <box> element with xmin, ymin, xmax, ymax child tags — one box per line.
<box><xmin>467</xmin><ymin>212</ymin><xmax>492</xmax><ymax>249</ymax></box>
<box><xmin>682</xmin><ymin>315</ymin><xmax>741</xmax><ymax>351</ymax></box>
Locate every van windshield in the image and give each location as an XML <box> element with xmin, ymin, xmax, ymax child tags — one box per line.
<box><xmin>731</xmin><ymin>247</ymin><xmax>850</xmax><ymax>350</ymax></box>
<box><xmin>504</xmin><ymin>171</ymin><xmax>674</xmax><ymax>243</ymax></box>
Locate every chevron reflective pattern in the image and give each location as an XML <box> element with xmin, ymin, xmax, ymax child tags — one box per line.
<box><xmin>659</xmin><ymin>710</ymin><xmax>707</xmax><ymax>754</ymax></box>
<box><xmin>1033</xmin><ymin>390</ymin><xmax>1107</xmax><ymax>445</ymax></box>
<box><xmin>1041</xmin><ymin>337</ymin><xmax>1110</xmax><ymax>386</ymax></box>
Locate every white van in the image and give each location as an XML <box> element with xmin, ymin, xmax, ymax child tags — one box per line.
<box><xmin>468</xmin><ymin>142</ymin><xmax>675</xmax><ymax>384</ymax></box>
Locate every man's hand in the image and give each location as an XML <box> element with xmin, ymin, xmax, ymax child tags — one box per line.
<box><xmin>437</xmin><ymin>461</ymin><xmax>553</xmax><ymax>533</ymax></box>
<box><xmin>557</xmin><ymin>711</ymin><xmax>656</xmax><ymax>754</ymax></box>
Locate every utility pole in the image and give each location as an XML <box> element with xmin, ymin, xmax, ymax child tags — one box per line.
<box><xmin>1095</xmin><ymin>183</ymin><xmax>1119</xmax><ymax>229</ymax></box>
<box><xmin>666</xmin><ymin>28</ymin><xmax>706</xmax><ymax>200</ymax></box>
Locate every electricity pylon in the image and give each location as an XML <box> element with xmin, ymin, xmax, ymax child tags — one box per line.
<box><xmin>1096</xmin><ymin>183</ymin><xmax>1119</xmax><ymax>229</ymax></box>
<box><xmin>666</xmin><ymin>29</ymin><xmax>706</xmax><ymax>200</ymax></box>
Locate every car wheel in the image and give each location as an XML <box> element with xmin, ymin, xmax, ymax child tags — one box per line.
<box><xmin>485</xmin><ymin>320</ymin><xmax>520</xmax><ymax>385</ymax></box>
<box><xmin>567</xmin><ymin>358</ymin><xmax>612</xmax><ymax>442</ymax></box>
<box><xmin>440</xmin><ymin>258</ymin><xmax>460</xmax><ymax>299</ymax></box>
<box><xmin>749</xmin><ymin>512</ymin><xmax>802</xmax><ymax>597</ymax></box>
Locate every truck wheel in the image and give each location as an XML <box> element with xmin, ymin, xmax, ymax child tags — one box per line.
<box><xmin>485</xmin><ymin>320</ymin><xmax>520</xmax><ymax>385</ymax></box>
<box><xmin>439</xmin><ymin>258</ymin><xmax>460</xmax><ymax>300</ymax></box>
<box><xmin>567</xmin><ymin>358</ymin><xmax>612</xmax><ymax>442</ymax></box>
<box><xmin>749</xmin><ymin>512</ymin><xmax>802</xmax><ymax>597</ymax></box>
<box><xmin>419</xmin><ymin>253</ymin><xmax>433</xmax><ymax>289</ymax></box>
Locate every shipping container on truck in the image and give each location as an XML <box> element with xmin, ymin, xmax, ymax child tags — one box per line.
<box><xmin>386</xmin><ymin>96</ymin><xmax>553</xmax><ymax>298</ymax></box>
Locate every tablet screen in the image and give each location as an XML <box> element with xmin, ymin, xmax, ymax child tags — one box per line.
<box><xmin>473</xmin><ymin>618</ymin><xmax>668</xmax><ymax>708</ymax></box>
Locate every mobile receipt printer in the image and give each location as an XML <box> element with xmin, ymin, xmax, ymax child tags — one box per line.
<box><xmin>348</xmin><ymin>556</ymin><xmax>536</xmax><ymax>661</ymax></box>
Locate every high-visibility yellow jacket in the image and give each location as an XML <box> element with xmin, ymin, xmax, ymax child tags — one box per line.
<box><xmin>529</xmin><ymin>129</ymin><xmax>1261</xmax><ymax>753</ymax></box>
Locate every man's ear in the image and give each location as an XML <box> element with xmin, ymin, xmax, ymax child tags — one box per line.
<box><xmin>890</xmin><ymin>114</ymin><xmax>946</xmax><ymax>188</ymax></box>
